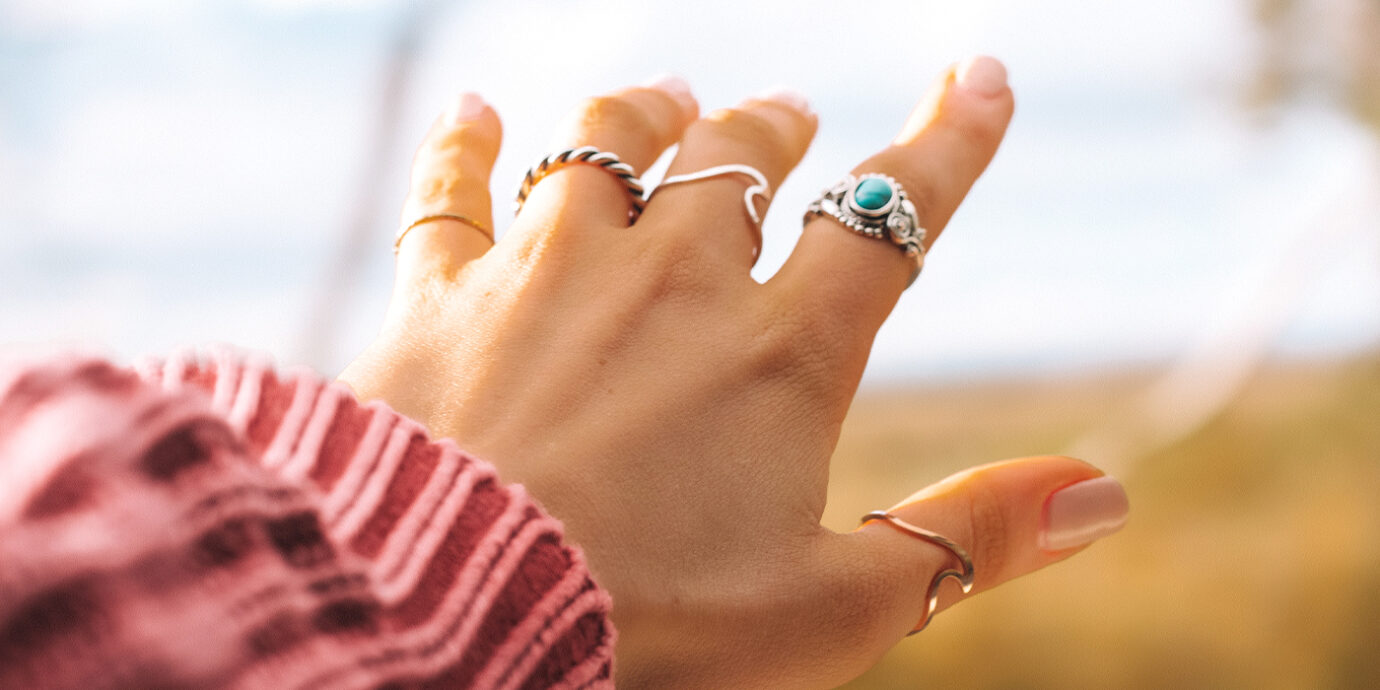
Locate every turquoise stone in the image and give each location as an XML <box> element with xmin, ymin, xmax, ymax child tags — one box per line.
<box><xmin>853</xmin><ymin>178</ymin><xmax>893</xmax><ymax>210</ymax></box>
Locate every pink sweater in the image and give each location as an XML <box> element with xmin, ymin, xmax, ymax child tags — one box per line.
<box><xmin>0</xmin><ymin>351</ymin><xmax>615</xmax><ymax>689</ymax></box>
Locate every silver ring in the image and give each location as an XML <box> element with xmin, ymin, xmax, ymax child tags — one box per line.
<box><xmin>860</xmin><ymin>510</ymin><xmax>974</xmax><ymax>635</ymax></box>
<box><xmin>515</xmin><ymin>146</ymin><xmax>645</xmax><ymax>224</ymax></box>
<box><xmin>805</xmin><ymin>173</ymin><xmax>927</xmax><ymax>285</ymax></box>
<box><xmin>653</xmin><ymin>164</ymin><xmax>772</xmax><ymax>260</ymax></box>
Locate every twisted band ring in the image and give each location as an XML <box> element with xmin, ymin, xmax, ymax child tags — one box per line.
<box><xmin>806</xmin><ymin>173</ymin><xmax>928</xmax><ymax>286</ymax></box>
<box><xmin>394</xmin><ymin>213</ymin><xmax>494</xmax><ymax>254</ymax></box>
<box><xmin>653</xmin><ymin>163</ymin><xmax>772</xmax><ymax>261</ymax></box>
<box><xmin>515</xmin><ymin>146</ymin><xmax>646</xmax><ymax>224</ymax></box>
<box><xmin>860</xmin><ymin>510</ymin><xmax>975</xmax><ymax>635</ymax></box>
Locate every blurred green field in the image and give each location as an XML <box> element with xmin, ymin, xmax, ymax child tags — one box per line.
<box><xmin>823</xmin><ymin>352</ymin><xmax>1380</xmax><ymax>689</ymax></box>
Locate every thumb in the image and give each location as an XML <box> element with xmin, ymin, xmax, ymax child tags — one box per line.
<box><xmin>830</xmin><ymin>455</ymin><xmax>1128</xmax><ymax>649</ymax></box>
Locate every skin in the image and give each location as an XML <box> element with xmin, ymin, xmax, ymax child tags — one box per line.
<box><xmin>340</xmin><ymin>59</ymin><xmax>1119</xmax><ymax>688</ymax></box>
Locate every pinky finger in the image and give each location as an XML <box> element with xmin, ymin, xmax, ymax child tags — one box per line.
<box><xmin>394</xmin><ymin>92</ymin><xmax>503</xmax><ymax>281</ymax></box>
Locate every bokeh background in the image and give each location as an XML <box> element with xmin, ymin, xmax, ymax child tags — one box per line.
<box><xmin>2</xmin><ymin>0</ymin><xmax>1377</xmax><ymax>687</ymax></box>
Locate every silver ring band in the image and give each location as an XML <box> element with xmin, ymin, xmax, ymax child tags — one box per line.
<box><xmin>860</xmin><ymin>510</ymin><xmax>975</xmax><ymax>634</ymax></box>
<box><xmin>806</xmin><ymin>173</ymin><xmax>928</xmax><ymax>286</ymax></box>
<box><xmin>515</xmin><ymin>146</ymin><xmax>645</xmax><ymax>224</ymax></box>
<box><xmin>653</xmin><ymin>164</ymin><xmax>772</xmax><ymax>261</ymax></box>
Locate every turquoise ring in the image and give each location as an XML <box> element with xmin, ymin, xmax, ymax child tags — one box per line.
<box><xmin>805</xmin><ymin>173</ymin><xmax>927</xmax><ymax>285</ymax></box>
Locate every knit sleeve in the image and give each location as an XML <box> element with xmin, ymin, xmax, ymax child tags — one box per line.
<box><xmin>0</xmin><ymin>351</ymin><xmax>615</xmax><ymax>690</ymax></box>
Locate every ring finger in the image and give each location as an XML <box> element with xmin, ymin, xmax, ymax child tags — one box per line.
<box><xmin>638</xmin><ymin>89</ymin><xmax>817</xmax><ymax>268</ymax></box>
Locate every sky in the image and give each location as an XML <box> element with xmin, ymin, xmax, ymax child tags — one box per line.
<box><xmin>1</xmin><ymin>0</ymin><xmax>1377</xmax><ymax>384</ymax></box>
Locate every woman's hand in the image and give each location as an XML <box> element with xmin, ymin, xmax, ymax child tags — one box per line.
<box><xmin>340</xmin><ymin>57</ymin><xmax>1128</xmax><ymax>689</ymax></box>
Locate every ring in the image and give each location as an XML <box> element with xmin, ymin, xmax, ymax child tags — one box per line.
<box><xmin>652</xmin><ymin>164</ymin><xmax>772</xmax><ymax>260</ymax></box>
<box><xmin>393</xmin><ymin>213</ymin><xmax>494</xmax><ymax>254</ymax></box>
<box><xmin>860</xmin><ymin>510</ymin><xmax>975</xmax><ymax>635</ymax></box>
<box><xmin>514</xmin><ymin>146</ymin><xmax>646</xmax><ymax>224</ymax></box>
<box><xmin>805</xmin><ymin>173</ymin><xmax>928</xmax><ymax>285</ymax></box>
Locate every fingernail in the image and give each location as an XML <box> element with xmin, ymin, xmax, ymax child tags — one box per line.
<box><xmin>446</xmin><ymin>92</ymin><xmax>486</xmax><ymax>124</ymax></box>
<box><xmin>757</xmin><ymin>86</ymin><xmax>813</xmax><ymax>116</ymax></box>
<box><xmin>643</xmin><ymin>73</ymin><xmax>696</xmax><ymax>112</ymax></box>
<box><xmin>1040</xmin><ymin>476</ymin><xmax>1129</xmax><ymax>551</ymax></box>
<box><xmin>955</xmin><ymin>56</ymin><xmax>1008</xmax><ymax>97</ymax></box>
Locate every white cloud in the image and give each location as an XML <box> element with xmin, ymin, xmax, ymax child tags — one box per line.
<box><xmin>246</xmin><ymin>0</ymin><xmax>387</xmax><ymax>11</ymax></box>
<box><xmin>1</xmin><ymin>0</ymin><xmax>188</xmax><ymax>34</ymax></box>
<box><xmin>1</xmin><ymin>0</ymin><xmax>386</xmax><ymax>34</ymax></box>
<box><xmin>32</xmin><ymin>88</ymin><xmax>360</xmax><ymax>242</ymax></box>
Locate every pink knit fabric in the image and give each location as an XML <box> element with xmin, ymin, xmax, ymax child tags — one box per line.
<box><xmin>0</xmin><ymin>351</ymin><xmax>615</xmax><ymax>689</ymax></box>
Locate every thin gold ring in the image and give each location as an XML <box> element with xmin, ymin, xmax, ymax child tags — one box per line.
<box><xmin>860</xmin><ymin>511</ymin><xmax>975</xmax><ymax>635</ymax></box>
<box><xmin>393</xmin><ymin>213</ymin><xmax>494</xmax><ymax>254</ymax></box>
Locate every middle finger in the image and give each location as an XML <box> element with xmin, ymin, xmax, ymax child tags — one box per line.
<box><xmin>512</xmin><ymin>76</ymin><xmax>698</xmax><ymax>235</ymax></box>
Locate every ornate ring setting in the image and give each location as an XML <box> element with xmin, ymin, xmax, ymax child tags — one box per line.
<box><xmin>805</xmin><ymin>173</ymin><xmax>928</xmax><ymax>284</ymax></box>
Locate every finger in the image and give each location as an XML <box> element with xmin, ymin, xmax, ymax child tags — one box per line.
<box><xmin>638</xmin><ymin>88</ymin><xmax>817</xmax><ymax>267</ymax></box>
<box><xmin>395</xmin><ymin>92</ymin><xmax>502</xmax><ymax>281</ymax></box>
<box><xmin>772</xmin><ymin>56</ymin><xmax>1014</xmax><ymax>352</ymax></box>
<box><xmin>515</xmin><ymin>76</ymin><xmax>698</xmax><ymax>232</ymax></box>
<box><xmin>824</xmin><ymin>456</ymin><xmax>1127</xmax><ymax>656</ymax></box>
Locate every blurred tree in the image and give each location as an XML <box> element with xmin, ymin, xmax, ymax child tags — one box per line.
<box><xmin>1066</xmin><ymin>0</ymin><xmax>1380</xmax><ymax>473</ymax></box>
<box><xmin>299</xmin><ymin>0</ymin><xmax>451</xmax><ymax>368</ymax></box>
<box><xmin>1248</xmin><ymin>0</ymin><xmax>1380</xmax><ymax>134</ymax></box>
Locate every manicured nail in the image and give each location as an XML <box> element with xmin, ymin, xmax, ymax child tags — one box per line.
<box><xmin>955</xmin><ymin>56</ymin><xmax>1008</xmax><ymax>97</ymax></box>
<box><xmin>1040</xmin><ymin>476</ymin><xmax>1129</xmax><ymax>551</ymax></box>
<box><xmin>643</xmin><ymin>73</ymin><xmax>696</xmax><ymax>112</ymax></box>
<box><xmin>758</xmin><ymin>86</ymin><xmax>813</xmax><ymax>116</ymax></box>
<box><xmin>446</xmin><ymin>92</ymin><xmax>487</xmax><ymax>124</ymax></box>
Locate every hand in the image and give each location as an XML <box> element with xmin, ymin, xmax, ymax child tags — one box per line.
<box><xmin>340</xmin><ymin>57</ymin><xmax>1128</xmax><ymax>689</ymax></box>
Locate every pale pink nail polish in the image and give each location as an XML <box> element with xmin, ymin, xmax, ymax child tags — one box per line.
<box><xmin>758</xmin><ymin>86</ymin><xmax>813</xmax><ymax>116</ymax></box>
<box><xmin>956</xmin><ymin>55</ymin><xmax>1008</xmax><ymax>97</ymax></box>
<box><xmin>643</xmin><ymin>73</ymin><xmax>696</xmax><ymax>112</ymax></box>
<box><xmin>446</xmin><ymin>92</ymin><xmax>486</xmax><ymax>124</ymax></box>
<box><xmin>1040</xmin><ymin>476</ymin><xmax>1129</xmax><ymax>551</ymax></box>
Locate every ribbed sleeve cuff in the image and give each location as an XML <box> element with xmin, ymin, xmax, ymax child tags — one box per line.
<box><xmin>0</xmin><ymin>349</ymin><xmax>615</xmax><ymax>689</ymax></box>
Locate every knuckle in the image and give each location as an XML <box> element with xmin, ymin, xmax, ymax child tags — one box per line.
<box><xmin>412</xmin><ymin>138</ymin><xmax>495</xmax><ymax>198</ymax></box>
<box><xmin>422</xmin><ymin>120</ymin><xmax>499</xmax><ymax>164</ymax></box>
<box><xmin>965</xmin><ymin>481</ymin><xmax>1009</xmax><ymax>584</ymax></box>
<box><xmin>570</xmin><ymin>95</ymin><xmax>662</xmax><ymax>151</ymax></box>
<box><xmin>741</xmin><ymin>321</ymin><xmax>799</xmax><ymax>380</ymax></box>
<box><xmin>409</xmin><ymin>161</ymin><xmax>487</xmax><ymax>207</ymax></box>
<box><xmin>741</xmin><ymin>308</ymin><xmax>830</xmax><ymax>391</ymax></box>
<box><xmin>865</xmin><ymin>147</ymin><xmax>944</xmax><ymax>228</ymax></box>
<box><xmin>746</xmin><ymin>99</ymin><xmax>814</xmax><ymax>145</ymax></box>
<box><xmin>942</xmin><ymin>107</ymin><xmax>1006</xmax><ymax>151</ymax></box>
<box><xmin>695</xmin><ymin>108</ymin><xmax>792</xmax><ymax>169</ymax></box>
<box><xmin>635</xmin><ymin>235</ymin><xmax>716</xmax><ymax>302</ymax></box>
<box><xmin>393</xmin><ymin>264</ymin><xmax>457</xmax><ymax>309</ymax></box>
<box><xmin>792</xmin><ymin>305</ymin><xmax>867</xmax><ymax>382</ymax></box>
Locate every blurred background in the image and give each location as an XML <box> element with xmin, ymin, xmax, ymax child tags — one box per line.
<box><xmin>1</xmin><ymin>0</ymin><xmax>1377</xmax><ymax>687</ymax></box>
